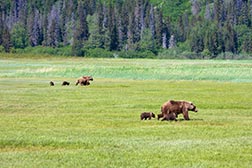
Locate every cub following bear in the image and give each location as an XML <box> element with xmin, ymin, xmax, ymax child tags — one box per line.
<box><xmin>140</xmin><ymin>112</ymin><xmax>155</xmax><ymax>120</ymax></box>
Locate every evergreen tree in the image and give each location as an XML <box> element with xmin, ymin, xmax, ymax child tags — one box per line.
<box><xmin>78</xmin><ymin>0</ymin><xmax>89</xmax><ymax>41</ymax></box>
<box><xmin>149</xmin><ymin>4</ymin><xmax>156</xmax><ymax>50</ymax></box>
<box><xmin>191</xmin><ymin>0</ymin><xmax>200</xmax><ymax>16</ymax></box>
<box><xmin>2</xmin><ymin>27</ymin><xmax>12</xmax><ymax>52</ymax></box>
<box><xmin>108</xmin><ymin>2</ymin><xmax>119</xmax><ymax>50</ymax></box>
<box><xmin>72</xmin><ymin>22</ymin><xmax>84</xmax><ymax>56</ymax></box>
<box><xmin>28</xmin><ymin>7</ymin><xmax>42</xmax><ymax>46</ymax></box>
<box><xmin>11</xmin><ymin>22</ymin><xmax>28</xmax><ymax>49</ymax></box>
<box><xmin>204</xmin><ymin>2</ymin><xmax>213</xmax><ymax>20</ymax></box>
<box><xmin>190</xmin><ymin>25</ymin><xmax>204</xmax><ymax>55</ymax></box>
<box><xmin>71</xmin><ymin>0</ymin><xmax>89</xmax><ymax>56</ymax></box>
<box><xmin>155</xmin><ymin>9</ymin><xmax>163</xmax><ymax>47</ymax></box>
<box><xmin>224</xmin><ymin>20</ymin><xmax>238</xmax><ymax>54</ymax></box>
<box><xmin>205</xmin><ymin>24</ymin><xmax>219</xmax><ymax>57</ymax></box>
<box><xmin>0</xmin><ymin>10</ymin><xmax>3</xmax><ymax>46</ymax></box>
<box><xmin>239</xmin><ymin>1</ymin><xmax>249</xmax><ymax>26</ymax></box>
<box><xmin>242</xmin><ymin>33</ymin><xmax>252</xmax><ymax>53</ymax></box>
<box><xmin>214</xmin><ymin>0</ymin><xmax>226</xmax><ymax>26</ymax></box>
<box><xmin>133</xmin><ymin>0</ymin><xmax>142</xmax><ymax>44</ymax></box>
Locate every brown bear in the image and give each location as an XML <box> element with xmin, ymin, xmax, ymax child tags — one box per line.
<box><xmin>49</xmin><ymin>81</ymin><xmax>54</xmax><ymax>86</ymax></box>
<box><xmin>140</xmin><ymin>112</ymin><xmax>156</xmax><ymax>120</ymax></box>
<box><xmin>62</xmin><ymin>81</ymin><xmax>70</xmax><ymax>86</ymax></box>
<box><xmin>76</xmin><ymin>76</ymin><xmax>93</xmax><ymax>86</ymax></box>
<box><xmin>160</xmin><ymin>100</ymin><xmax>198</xmax><ymax>121</ymax></box>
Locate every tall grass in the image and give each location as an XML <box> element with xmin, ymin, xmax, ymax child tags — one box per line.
<box><xmin>0</xmin><ymin>56</ymin><xmax>252</xmax><ymax>167</ymax></box>
<box><xmin>1</xmin><ymin>56</ymin><xmax>252</xmax><ymax>82</ymax></box>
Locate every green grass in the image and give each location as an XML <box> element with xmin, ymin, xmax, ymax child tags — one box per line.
<box><xmin>0</xmin><ymin>56</ymin><xmax>252</xmax><ymax>167</ymax></box>
<box><xmin>1</xmin><ymin>55</ymin><xmax>252</xmax><ymax>82</ymax></box>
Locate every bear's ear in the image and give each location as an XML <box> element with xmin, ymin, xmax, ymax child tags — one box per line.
<box><xmin>170</xmin><ymin>100</ymin><xmax>176</xmax><ymax>104</ymax></box>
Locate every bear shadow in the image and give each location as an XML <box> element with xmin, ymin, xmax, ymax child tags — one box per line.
<box><xmin>177</xmin><ymin>118</ymin><xmax>204</xmax><ymax>121</ymax></box>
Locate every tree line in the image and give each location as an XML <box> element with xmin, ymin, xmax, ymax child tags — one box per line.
<box><xmin>0</xmin><ymin>0</ymin><xmax>252</xmax><ymax>59</ymax></box>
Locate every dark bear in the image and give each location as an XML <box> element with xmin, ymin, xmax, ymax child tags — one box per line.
<box><xmin>76</xmin><ymin>76</ymin><xmax>93</xmax><ymax>86</ymax></box>
<box><xmin>62</xmin><ymin>81</ymin><xmax>70</xmax><ymax>86</ymax></box>
<box><xmin>161</xmin><ymin>100</ymin><xmax>198</xmax><ymax>121</ymax></box>
<box><xmin>140</xmin><ymin>112</ymin><xmax>155</xmax><ymax>120</ymax></box>
<box><xmin>49</xmin><ymin>81</ymin><xmax>54</xmax><ymax>86</ymax></box>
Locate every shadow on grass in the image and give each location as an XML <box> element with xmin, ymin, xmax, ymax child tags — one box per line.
<box><xmin>158</xmin><ymin>118</ymin><xmax>204</xmax><ymax>122</ymax></box>
<box><xmin>176</xmin><ymin>118</ymin><xmax>204</xmax><ymax>121</ymax></box>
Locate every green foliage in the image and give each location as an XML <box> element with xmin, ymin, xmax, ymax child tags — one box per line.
<box><xmin>15</xmin><ymin>46</ymin><xmax>72</xmax><ymax>56</ymax></box>
<box><xmin>1</xmin><ymin>0</ymin><xmax>252</xmax><ymax>58</ymax></box>
<box><xmin>11</xmin><ymin>23</ymin><xmax>28</xmax><ymax>49</ymax></box>
<box><xmin>150</xmin><ymin>0</ymin><xmax>191</xmax><ymax>20</ymax></box>
<box><xmin>118</xmin><ymin>50</ymin><xmax>156</xmax><ymax>59</ymax></box>
<box><xmin>85</xmin><ymin>48</ymin><xmax>114</xmax><ymax>58</ymax></box>
<box><xmin>0</xmin><ymin>46</ymin><xmax>5</xmax><ymax>53</ymax></box>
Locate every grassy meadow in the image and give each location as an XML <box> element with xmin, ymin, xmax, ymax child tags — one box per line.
<box><xmin>0</xmin><ymin>55</ymin><xmax>252</xmax><ymax>167</ymax></box>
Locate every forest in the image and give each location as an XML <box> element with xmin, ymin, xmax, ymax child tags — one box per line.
<box><xmin>0</xmin><ymin>0</ymin><xmax>252</xmax><ymax>59</ymax></box>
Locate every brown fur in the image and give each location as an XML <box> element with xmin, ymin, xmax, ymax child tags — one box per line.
<box><xmin>140</xmin><ymin>112</ymin><xmax>155</xmax><ymax>120</ymax></box>
<box><xmin>161</xmin><ymin>100</ymin><xmax>198</xmax><ymax>121</ymax></box>
<box><xmin>76</xmin><ymin>76</ymin><xmax>93</xmax><ymax>86</ymax></box>
<box><xmin>158</xmin><ymin>112</ymin><xmax>177</xmax><ymax>121</ymax></box>
<box><xmin>62</xmin><ymin>81</ymin><xmax>70</xmax><ymax>86</ymax></box>
<box><xmin>49</xmin><ymin>81</ymin><xmax>54</xmax><ymax>86</ymax></box>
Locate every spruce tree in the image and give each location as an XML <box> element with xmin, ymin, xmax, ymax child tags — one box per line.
<box><xmin>2</xmin><ymin>27</ymin><xmax>12</xmax><ymax>52</ymax></box>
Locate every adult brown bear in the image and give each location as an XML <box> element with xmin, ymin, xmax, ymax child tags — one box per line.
<box><xmin>160</xmin><ymin>100</ymin><xmax>198</xmax><ymax>121</ymax></box>
<box><xmin>75</xmin><ymin>76</ymin><xmax>93</xmax><ymax>86</ymax></box>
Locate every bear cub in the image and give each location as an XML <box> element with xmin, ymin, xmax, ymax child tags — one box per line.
<box><xmin>50</xmin><ymin>81</ymin><xmax>54</xmax><ymax>86</ymax></box>
<box><xmin>62</xmin><ymin>81</ymin><xmax>70</xmax><ymax>86</ymax></box>
<box><xmin>140</xmin><ymin>112</ymin><xmax>155</xmax><ymax>120</ymax></box>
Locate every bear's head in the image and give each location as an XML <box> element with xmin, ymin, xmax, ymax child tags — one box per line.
<box><xmin>151</xmin><ymin>112</ymin><xmax>156</xmax><ymax>118</ymax></box>
<box><xmin>83</xmin><ymin>76</ymin><xmax>93</xmax><ymax>81</ymax></box>
<box><xmin>187</xmin><ymin>102</ymin><xmax>198</xmax><ymax>112</ymax></box>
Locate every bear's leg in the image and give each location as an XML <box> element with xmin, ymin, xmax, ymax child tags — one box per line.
<box><xmin>183</xmin><ymin>111</ymin><xmax>190</xmax><ymax>120</ymax></box>
<box><xmin>161</xmin><ymin>114</ymin><xmax>169</xmax><ymax>121</ymax></box>
<box><xmin>170</xmin><ymin>113</ymin><xmax>177</xmax><ymax>121</ymax></box>
<box><xmin>157</xmin><ymin>113</ymin><xmax>163</xmax><ymax>120</ymax></box>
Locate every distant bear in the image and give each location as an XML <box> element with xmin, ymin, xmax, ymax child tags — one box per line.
<box><xmin>62</xmin><ymin>81</ymin><xmax>70</xmax><ymax>86</ymax></box>
<box><xmin>161</xmin><ymin>100</ymin><xmax>198</xmax><ymax>121</ymax></box>
<box><xmin>140</xmin><ymin>112</ymin><xmax>155</xmax><ymax>120</ymax></box>
<box><xmin>49</xmin><ymin>81</ymin><xmax>54</xmax><ymax>86</ymax></box>
<box><xmin>76</xmin><ymin>76</ymin><xmax>93</xmax><ymax>86</ymax></box>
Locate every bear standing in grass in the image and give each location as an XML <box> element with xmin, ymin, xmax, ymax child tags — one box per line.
<box><xmin>140</xmin><ymin>112</ymin><xmax>155</xmax><ymax>120</ymax></box>
<box><xmin>49</xmin><ymin>81</ymin><xmax>54</xmax><ymax>86</ymax></box>
<box><xmin>159</xmin><ymin>100</ymin><xmax>198</xmax><ymax>121</ymax></box>
<box><xmin>76</xmin><ymin>76</ymin><xmax>93</xmax><ymax>86</ymax></box>
<box><xmin>62</xmin><ymin>81</ymin><xmax>70</xmax><ymax>86</ymax></box>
